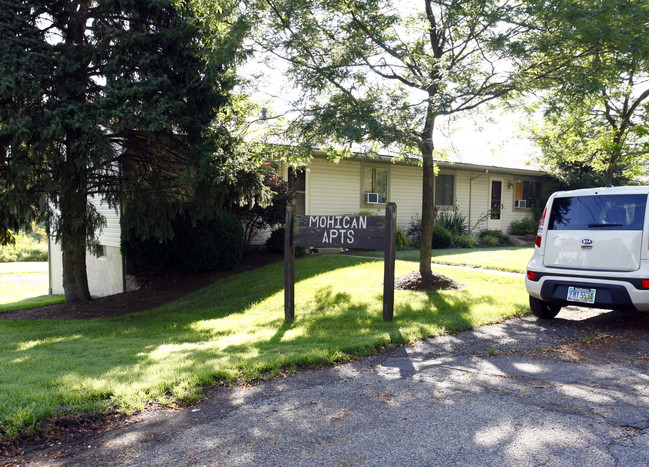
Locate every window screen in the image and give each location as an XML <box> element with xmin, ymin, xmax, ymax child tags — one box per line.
<box><xmin>435</xmin><ymin>174</ymin><xmax>454</xmax><ymax>206</ymax></box>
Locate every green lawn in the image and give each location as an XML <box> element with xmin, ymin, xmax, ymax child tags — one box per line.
<box><xmin>0</xmin><ymin>262</ymin><xmax>64</xmax><ymax>310</ymax></box>
<box><xmin>0</xmin><ymin>255</ymin><xmax>529</xmax><ymax>436</ymax></box>
<box><xmin>360</xmin><ymin>246</ymin><xmax>534</xmax><ymax>273</ymax></box>
<box><xmin>0</xmin><ymin>262</ymin><xmax>49</xmax><ymax>274</ymax></box>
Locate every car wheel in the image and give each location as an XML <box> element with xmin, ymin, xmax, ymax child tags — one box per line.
<box><xmin>529</xmin><ymin>296</ymin><xmax>561</xmax><ymax>319</ymax></box>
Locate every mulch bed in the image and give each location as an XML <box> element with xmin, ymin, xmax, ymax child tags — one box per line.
<box><xmin>0</xmin><ymin>251</ymin><xmax>283</xmax><ymax>321</ymax></box>
<box><xmin>394</xmin><ymin>270</ymin><xmax>463</xmax><ymax>291</ymax></box>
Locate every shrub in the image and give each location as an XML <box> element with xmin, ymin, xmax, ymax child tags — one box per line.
<box><xmin>509</xmin><ymin>217</ymin><xmax>539</xmax><ymax>236</ymax></box>
<box><xmin>406</xmin><ymin>215</ymin><xmax>422</xmax><ymax>246</ymax></box>
<box><xmin>0</xmin><ymin>228</ymin><xmax>48</xmax><ymax>262</ymax></box>
<box><xmin>407</xmin><ymin>215</ymin><xmax>459</xmax><ymax>249</ymax></box>
<box><xmin>265</xmin><ymin>227</ymin><xmax>285</xmax><ymax>253</ymax></box>
<box><xmin>236</xmin><ymin>173</ymin><xmax>295</xmax><ymax>250</ymax></box>
<box><xmin>395</xmin><ymin>227</ymin><xmax>410</xmax><ymax>250</ymax></box>
<box><xmin>431</xmin><ymin>224</ymin><xmax>452</xmax><ymax>249</ymax></box>
<box><xmin>436</xmin><ymin>207</ymin><xmax>469</xmax><ymax>236</ymax></box>
<box><xmin>478</xmin><ymin>229</ymin><xmax>507</xmax><ymax>246</ymax></box>
<box><xmin>481</xmin><ymin>235</ymin><xmax>499</xmax><ymax>247</ymax></box>
<box><xmin>123</xmin><ymin>210</ymin><xmax>243</xmax><ymax>273</ymax></box>
<box><xmin>265</xmin><ymin>227</ymin><xmax>307</xmax><ymax>256</ymax></box>
<box><xmin>452</xmin><ymin>234</ymin><xmax>476</xmax><ymax>248</ymax></box>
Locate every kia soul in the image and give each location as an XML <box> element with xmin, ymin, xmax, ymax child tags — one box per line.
<box><xmin>525</xmin><ymin>186</ymin><xmax>649</xmax><ymax>319</ymax></box>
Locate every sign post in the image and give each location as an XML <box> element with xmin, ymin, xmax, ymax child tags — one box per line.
<box><xmin>383</xmin><ymin>202</ymin><xmax>396</xmax><ymax>321</ymax></box>
<box><xmin>284</xmin><ymin>202</ymin><xmax>397</xmax><ymax>322</ymax></box>
<box><xmin>284</xmin><ymin>203</ymin><xmax>295</xmax><ymax>322</ymax></box>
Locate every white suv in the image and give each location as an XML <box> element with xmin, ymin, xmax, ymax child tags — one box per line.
<box><xmin>525</xmin><ymin>186</ymin><xmax>649</xmax><ymax>319</ymax></box>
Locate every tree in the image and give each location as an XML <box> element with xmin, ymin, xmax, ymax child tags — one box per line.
<box><xmin>0</xmin><ymin>0</ymin><xmax>251</xmax><ymax>301</ymax></box>
<box><xmin>254</xmin><ymin>0</ymin><xmax>542</xmax><ymax>281</ymax></box>
<box><xmin>524</xmin><ymin>0</ymin><xmax>649</xmax><ymax>185</ymax></box>
<box><xmin>235</xmin><ymin>167</ymin><xmax>295</xmax><ymax>250</ymax></box>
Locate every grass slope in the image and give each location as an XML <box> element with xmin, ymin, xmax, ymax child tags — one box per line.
<box><xmin>362</xmin><ymin>246</ymin><xmax>533</xmax><ymax>274</ymax></box>
<box><xmin>0</xmin><ymin>256</ymin><xmax>529</xmax><ymax>436</ymax></box>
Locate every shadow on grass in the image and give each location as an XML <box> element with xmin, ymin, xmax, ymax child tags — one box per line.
<box><xmin>0</xmin><ymin>255</ymin><xmax>516</xmax><ymax>436</ymax></box>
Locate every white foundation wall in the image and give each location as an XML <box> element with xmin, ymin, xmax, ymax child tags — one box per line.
<box><xmin>50</xmin><ymin>242</ymin><xmax>124</xmax><ymax>297</ymax></box>
<box><xmin>50</xmin><ymin>197</ymin><xmax>125</xmax><ymax>297</ymax></box>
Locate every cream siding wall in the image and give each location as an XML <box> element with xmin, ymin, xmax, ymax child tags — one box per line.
<box><xmin>249</xmin><ymin>157</ymin><xmax>543</xmax><ymax>246</ymax></box>
<box><xmin>430</xmin><ymin>168</ymin><xmax>540</xmax><ymax>234</ymax></box>
<box><xmin>303</xmin><ymin>158</ymin><xmax>540</xmax><ymax>235</ymax></box>
<box><xmin>307</xmin><ymin>159</ymin><xmax>424</xmax><ymax>231</ymax></box>
<box><xmin>389</xmin><ymin>164</ymin><xmax>422</xmax><ymax>230</ymax></box>
<box><xmin>466</xmin><ymin>173</ymin><xmax>491</xmax><ymax>232</ymax></box>
<box><xmin>49</xmin><ymin>196</ymin><xmax>125</xmax><ymax>297</ymax></box>
<box><xmin>454</xmin><ymin>171</ymin><xmax>472</xmax><ymax>217</ymax></box>
<box><xmin>308</xmin><ymin>158</ymin><xmax>361</xmax><ymax>216</ymax></box>
<box><xmin>92</xmin><ymin>195</ymin><xmax>121</xmax><ymax>248</ymax></box>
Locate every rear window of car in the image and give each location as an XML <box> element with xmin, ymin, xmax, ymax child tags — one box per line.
<box><xmin>548</xmin><ymin>194</ymin><xmax>647</xmax><ymax>231</ymax></box>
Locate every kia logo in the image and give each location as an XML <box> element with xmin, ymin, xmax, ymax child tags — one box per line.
<box><xmin>582</xmin><ymin>239</ymin><xmax>593</xmax><ymax>245</ymax></box>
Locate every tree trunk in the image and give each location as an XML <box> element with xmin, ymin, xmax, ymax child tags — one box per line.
<box><xmin>60</xmin><ymin>160</ymin><xmax>91</xmax><ymax>302</ymax></box>
<box><xmin>419</xmin><ymin>149</ymin><xmax>435</xmax><ymax>276</ymax></box>
<box><xmin>61</xmin><ymin>234</ymin><xmax>91</xmax><ymax>302</ymax></box>
<box><xmin>419</xmin><ymin>94</ymin><xmax>437</xmax><ymax>278</ymax></box>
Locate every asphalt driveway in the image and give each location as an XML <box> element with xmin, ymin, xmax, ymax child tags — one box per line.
<box><xmin>11</xmin><ymin>306</ymin><xmax>649</xmax><ymax>466</ymax></box>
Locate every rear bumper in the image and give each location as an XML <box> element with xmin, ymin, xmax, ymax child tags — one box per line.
<box><xmin>526</xmin><ymin>260</ymin><xmax>649</xmax><ymax>311</ymax></box>
<box><xmin>538</xmin><ymin>279</ymin><xmax>637</xmax><ymax>311</ymax></box>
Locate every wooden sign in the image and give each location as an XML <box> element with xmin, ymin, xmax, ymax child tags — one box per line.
<box><xmin>293</xmin><ymin>215</ymin><xmax>386</xmax><ymax>249</ymax></box>
<box><xmin>284</xmin><ymin>203</ymin><xmax>397</xmax><ymax>323</ymax></box>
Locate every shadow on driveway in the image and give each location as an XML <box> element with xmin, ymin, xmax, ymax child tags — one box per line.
<box><xmin>10</xmin><ymin>307</ymin><xmax>649</xmax><ymax>466</ymax></box>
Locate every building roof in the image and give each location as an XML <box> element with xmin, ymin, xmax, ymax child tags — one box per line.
<box><xmin>310</xmin><ymin>149</ymin><xmax>545</xmax><ymax>177</ymax></box>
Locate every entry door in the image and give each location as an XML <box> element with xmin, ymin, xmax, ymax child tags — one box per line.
<box><xmin>489</xmin><ymin>179</ymin><xmax>503</xmax><ymax>230</ymax></box>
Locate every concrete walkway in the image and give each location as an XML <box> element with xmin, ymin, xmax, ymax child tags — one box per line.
<box><xmin>16</xmin><ymin>306</ymin><xmax>649</xmax><ymax>466</ymax></box>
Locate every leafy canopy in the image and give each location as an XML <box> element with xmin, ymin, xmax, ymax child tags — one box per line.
<box><xmin>252</xmin><ymin>0</ymin><xmax>541</xmax><ymax>276</ymax></box>
<box><xmin>524</xmin><ymin>0</ymin><xmax>649</xmax><ymax>184</ymax></box>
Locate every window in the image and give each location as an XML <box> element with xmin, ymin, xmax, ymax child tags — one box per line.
<box><xmin>363</xmin><ymin>167</ymin><xmax>388</xmax><ymax>204</ymax></box>
<box><xmin>548</xmin><ymin>194</ymin><xmax>647</xmax><ymax>231</ymax></box>
<box><xmin>515</xmin><ymin>181</ymin><xmax>539</xmax><ymax>208</ymax></box>
<box><xmin>435</xmin><ymin>174</ymin><xmax>454</xmax><ymax>206</ymax></box>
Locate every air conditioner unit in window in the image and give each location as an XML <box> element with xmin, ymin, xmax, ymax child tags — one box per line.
<box><xmin>365</xmin><ymin>192</ymin><xmax>379</xmax><ymax>204</ymax></box>
<box><xmin>515</xmin><ymin>199</ymin><xmax>527</xmax><ymax>208</ymax></box>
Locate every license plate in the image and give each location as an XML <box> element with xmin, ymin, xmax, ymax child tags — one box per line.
<box><xmin>567</xmin><ymin>286</ymin><xmax>596</xmax><ymax>304</ymax></box>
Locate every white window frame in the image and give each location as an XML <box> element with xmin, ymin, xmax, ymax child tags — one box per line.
<box><xmin>361</xmin><ymin>164</ymin><xmax>389</xmax><ymax>206</ymax></box>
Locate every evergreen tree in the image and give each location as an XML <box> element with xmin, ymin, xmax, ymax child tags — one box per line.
<box><xmin>0</xmin><ymin>0</ymin><xmax>251</xmax><ymax>301</ymax></box>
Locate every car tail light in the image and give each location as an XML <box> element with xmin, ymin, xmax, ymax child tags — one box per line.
<box><xmin>535</xmin><ymin>207</ymin><xmax>547</xmax><ymax>248</ymax></box>
<box><xmin>642</xmin><ymin>280</ymin><xmax>649</xmax><ymax>289</ymax></box>
<box><xmin>527</xmin><ymin>271</ymin><xmax>538</xmax><ymax>281</ymax></box>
